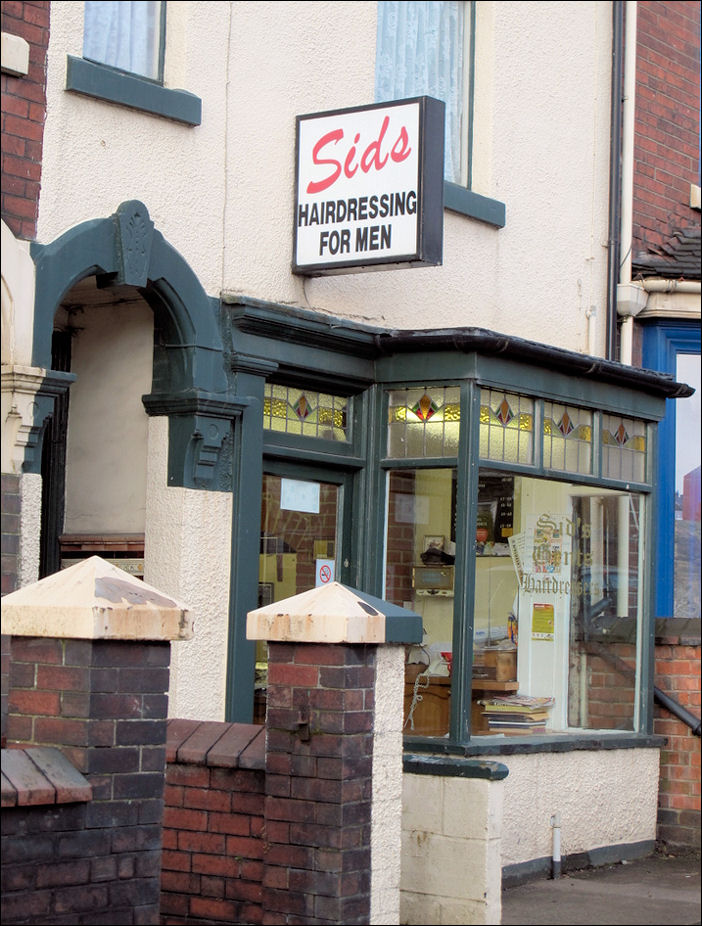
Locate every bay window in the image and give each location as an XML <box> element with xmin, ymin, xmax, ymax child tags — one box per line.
<box><xmin>383</xmin><ymin>384</ymin><xmax>652</xmax><ymax>743</ymax></box>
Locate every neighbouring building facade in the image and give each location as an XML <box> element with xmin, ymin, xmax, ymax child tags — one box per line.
<box><xmin>2</xmin><ymin>0</ymin><xmax>700</xmax><ymax>910</ymax></box>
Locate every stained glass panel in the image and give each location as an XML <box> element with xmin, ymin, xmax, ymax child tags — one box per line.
<box><xmin>263</xmin><ymin>385</ymin><xmax>349</xmax><ymax>441</ymax></box>
<box><xmin>387</xmin><ymin>387</ymin><xmax>460</xmax><ymax>458</ymax></box>
<box><xmin>602</xmin><ymin>414</ymin><xmax>647</xmax><ymax>483</ymax></box>
<box><xmin>543</xmin><ymin>402</ymin><xmax>592</xmax><ymax>474</ymax></box>
<box><xmin>479</xmin><ymin>389</ymin><xmax>534</xmax><ymax>465</ymax></box>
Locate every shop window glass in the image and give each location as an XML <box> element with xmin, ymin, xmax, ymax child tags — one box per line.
<box><xmin>385</xmin><ymin>467</ymin><xmax>457</xmax><ymax>737</ymax></box>
<box><xmin>601</xmin><ymin>414</ymin><xmax>647</xmax><ymax>483</ymax></box>
<box><xmin>476</xmin><ymin>476</ymin><xmax>642</xmax><ymax>735</ymax></box>
<box><xmin>263</xmin><ymin>384</ymin><xmax>349</xmax><ymax>441</ymax></box>
<box><xmin>375</xmin><ymin>1</ymin><xmax>470</xmax><ymax>186</ymax></box>
<box><xmin>479</xmin><ymin>389</ymin><xmax>534</xmax><ymax>465</ymax></box>
<box><xmin>387</xmin><ymin>387</ymin><xmax>460</xmax><ymax>458</ymax></box>
<box><xmin>543</xmin><ymin>402</ymin><xmax>592</xmax><ymax>475</ymax></box>
<box><xmin>674</xmin><ymin>353</ymin><xmax>701</xmax><ymax>619</ymax></box>
<box><xmin>386</xmin><ymin>465</ymin><xmax>644</xmax><ymax>739</ymax></box>
<box><xmin>83</xmin><ymin>1</ymin><xmax>164</xmax><ymax>81</ymax></box>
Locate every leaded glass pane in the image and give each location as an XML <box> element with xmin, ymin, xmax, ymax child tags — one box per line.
<box><xmin>387</xmin><ymin>387</ymin><xmax>460</xmax><ymax>458</ymax></box>
<box><xmin>263</xmin><ymin>385</ymin><xmax>349</xmax><ymax>441</ymax></box>
<box><xmin>543</xmin><ymin>403</ymin><xmax>592</xmax><ymax>475</ymax></box>
<box><xmin>479</xmin><ymin>389</ymin><xmax>534</xmax><ymax>465</ymax></box>
<box><xmin>602</xmin><ymin>415</ymin><xmax>647</xmax><ymax>483</ymax></box>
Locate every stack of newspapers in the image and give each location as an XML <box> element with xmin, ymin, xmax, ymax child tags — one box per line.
<box><xmin>479</xmin><ymin>694</ymin><xmax>555</xmax><ymax>734</ymax></box>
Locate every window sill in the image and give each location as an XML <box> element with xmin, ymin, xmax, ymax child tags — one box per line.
<box><xmin>65</xmin><ymin>55</ymin><xmax>201</xmax><ymax>126</ymax></box>
<box><xmin>444</xmin><ymin>181</ymin><xmax>505</xmax><ymax>228</ymax></box>
<box><xmin>404</xmin><ymin>731</ymin><xmax>665</xmax><ymax>759</ymax></box>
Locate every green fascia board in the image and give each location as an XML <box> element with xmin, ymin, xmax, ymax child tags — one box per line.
<box><xmin>225</xmin><ymin>296</ymin><xmax>380</xmax><ymax>359</ymax></box>
<box><xmin>227</xmin><ymin>300</ymin><xmax>688</xmax><ymax>407</ymax></box>
<box><xmin>470</xmin><ymin>355</ymin><xmax>670</xmax><ymax>419</ymax></box>
<box><xmin>66</xmin><ymin>55</ymin><xmax>201</xmax><ymax>125</ymax></box>
<box><xmin>234</xmin><ymin>335</ymin><xmax>376</xmax><ymax>393</ymax></box>
<box><xmin>444</xmin><ymin>182</ymin><xmax>506</xmax><ymax>228</ymax></box>
<box><xmin>374</xmin><ymin>328</ymin><xmax>688</xmax><ymax>408</ymax></box>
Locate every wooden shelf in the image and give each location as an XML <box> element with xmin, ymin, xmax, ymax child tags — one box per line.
<box><xmin>472</xmin><ymin>679</ymin><xmax>519</xmax><ymax>691</ymax></box>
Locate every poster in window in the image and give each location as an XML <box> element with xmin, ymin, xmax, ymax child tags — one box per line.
<box><xmin>531</xmin><ymin>603</ymin><xmax>555</xmax><ymax>641</ymax></box>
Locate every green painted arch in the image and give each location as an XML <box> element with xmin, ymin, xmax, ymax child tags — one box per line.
<box><xmin>30</xmin><ymin>202</ymin><xmax>227</xmax><ymax>397</ymax></box>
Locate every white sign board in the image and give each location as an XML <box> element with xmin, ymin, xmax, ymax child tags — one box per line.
<box><xmin>293</xmin><ymin>97</ymin><xmax>444</xmax><ymax>275</ymax></box>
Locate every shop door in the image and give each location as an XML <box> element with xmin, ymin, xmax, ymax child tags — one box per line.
<box><xmin>254</xmin><ymin>468</ymin><xmax>352</xmax><ymax>719</ymax></box>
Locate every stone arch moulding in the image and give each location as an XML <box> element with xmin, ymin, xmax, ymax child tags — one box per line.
<box><xmin>30</xmin><ymin>201</ymin><xmax>248</xmax><ymax>489</ymax></box>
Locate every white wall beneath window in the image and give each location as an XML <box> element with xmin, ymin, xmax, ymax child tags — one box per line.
<box><xmin>38</xmin><ymin>1</ymin><xmax>611</xmax><ymax>358</ymax></box>
<box><xmin>495</xmin><ymin>748</ymin><xmax>660</xmax><ymax>867</ymax></box>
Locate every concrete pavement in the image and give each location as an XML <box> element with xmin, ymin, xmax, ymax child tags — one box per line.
<box><xmin>501</xmin><ymin>850</ymin><xmax>701</xmax><ymax>925</ymax></box>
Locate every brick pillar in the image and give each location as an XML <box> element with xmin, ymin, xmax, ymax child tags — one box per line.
<box><xmin>247</xmin><ymin>581</ymin><xmax>422</xmax><ymax>926</ymax></box>
<box><xmin>264</xmin><ymin>642</ymin><xmax>375</xmax><ymax>925</ymax></box>
<box><xmin>2</xmin><ymin>556</ymin><xmax>192</xmax><ymax>925</ymax></box>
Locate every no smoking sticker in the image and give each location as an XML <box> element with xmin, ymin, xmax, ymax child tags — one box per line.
<box><xmin>316</xmin><ymin>559</ymin><xmax>335</xmax><ymax>586</ymax></box>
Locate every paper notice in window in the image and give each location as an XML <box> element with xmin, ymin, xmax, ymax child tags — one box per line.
<box><xmin>531</xmin><ymin>603</ymin><xmax>554</xmax><ymax>640</ymax></box>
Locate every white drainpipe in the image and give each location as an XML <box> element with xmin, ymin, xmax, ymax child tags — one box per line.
<box><xmin>617</xmin><ymin>0</ymin><xmax>641</xmax><ymax>366</ymax></box>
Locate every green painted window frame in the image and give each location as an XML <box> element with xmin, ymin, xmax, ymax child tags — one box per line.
<box><xmin>65</xmin><ymin>55</ymin><xmax>202</xmax><ymax>126</ymax></box>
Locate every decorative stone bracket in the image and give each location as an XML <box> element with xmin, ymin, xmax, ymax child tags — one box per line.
<box><xmin>1</xmin><ymin>364</ymin><xmax>75</xmax><ymax>474</ymax></box>
<box><xmin>143</xmin><ymin>391</ymin><xmax>252</xmax><ymax>490</ymax></box>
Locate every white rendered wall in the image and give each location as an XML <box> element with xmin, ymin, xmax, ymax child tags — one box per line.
<box><xmin>63</xmin><ymin>299</ymin><xmax>153</xmax><ymax>534</ymax></box>
<box><xmin>400</xmin><ymin>747</ymin><xmax>659</xmax><ymax>924</ymax></box>
<box><xmin>496</xmin><ymin>748</ymin><xmax>660</xmax><ymax>868</ymax></box>
<box><xmin>38</xmin><ymin>2</ymin><xmax>612</xmax><ymax>358</ymax></box>
<box><xmin>19</xmin><ymin>472</ymin><xmax>42</xmax><ymax>586</ymax></box>
<box><xmin>37</xmin><ymin>1</ymin><xmax>231</xmax><ymax>297</ymax></box>
<box><xmin>144</xmin><ymin>416</ymin><xmax>232</xmax><ymax>721</ymax></box>
<box><xmin>370</xmin><ymin>644</ymin><xmax>406</xmax><ymax>926</ymax></box>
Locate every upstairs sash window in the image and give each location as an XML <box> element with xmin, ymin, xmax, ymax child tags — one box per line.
<box><xmin>83</xmin><ymin>1</ymin><xmax>164</xmax><ymax>81</ymax></box>
<box><xmin>375</xmin><ymin>1</ymin><xmax>470</xmax><ymax>186</ymax></box>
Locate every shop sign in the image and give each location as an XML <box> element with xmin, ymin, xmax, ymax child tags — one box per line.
<box><xmin>293</xmin><ymin>97</ymin><xmax>445</xmax><ymax>275</ymax></box>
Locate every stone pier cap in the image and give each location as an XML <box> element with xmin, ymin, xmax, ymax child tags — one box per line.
<box><xmin>246</xmin><ymin>581</ymin><xmax>423</xmax><ymax>645</ymax></box>
<box><xmin>1</xmin><ymin>555</ymin><xmax>193</xmax><ymax>641</ymax></box>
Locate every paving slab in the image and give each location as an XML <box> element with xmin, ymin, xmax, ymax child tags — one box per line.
<box><xmin>501</xmin><ymin>851</ymin><xmax>701</xmax><ymax>926</ymax></box>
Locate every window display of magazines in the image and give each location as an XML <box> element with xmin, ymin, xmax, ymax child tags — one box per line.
<box><xmin>478</xmin><ymin>694</ymin><xmax>555</xmax><ymax>734</ymax></box>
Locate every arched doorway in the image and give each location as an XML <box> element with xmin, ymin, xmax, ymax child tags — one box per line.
<box><xmin>28</xmin><ymin>202</ymin><xmax>243</xmax><ymax>720</ymax></box>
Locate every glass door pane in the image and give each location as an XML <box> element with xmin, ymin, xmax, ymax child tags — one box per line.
<box><xmin>255</xmin><ymin>474</ymin><xmax>341</xmax><ymax>720</ymax></box>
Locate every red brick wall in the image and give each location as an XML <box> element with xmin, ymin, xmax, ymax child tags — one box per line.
<box><xmin>583</xmin><ymin>643</ymin><xmax>637</xmax><ymax>731</ymax></box>
<box><xmin>3</xmin><ymin>635</ymin><xmax>172</xmax><ymax>924</ymax></box>
<box><xmin>654</xmin><ymin>632</ymin><xmax>701</xmax><ymax>850</ymax></box>
<box><xmin>632</xmin><ymin>0</ymin><xmax>701</xmax><ymax>254</ymax></box>
<box><xmin>581</xmin><ymin>629</ymin><xmax>700</xmax><ymax>849</ymax></box>
<box><xmin>161</xmin><ymin>721</ymin><xmax>265</xmax><ymax>925</ymax></box>
<box><xmin>1</xmin><ymin>0</ymin><xmax>50</xmax><ymax>239</ymax></box>
<box><xmin>162</xmin><ymin>762</ymin><xmax>265</xmax><ymax>925</ymax></box>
